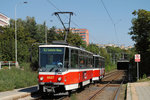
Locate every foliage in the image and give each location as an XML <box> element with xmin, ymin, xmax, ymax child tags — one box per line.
<box><xmin>105</xmin><ymin>63</ymin><xmax>116</xmax><ymax>72</ymax></box>
<box><xmin>0</xmin><ymin>16</ymin><xmax>86</xmax><ymax>69</ymax></box>
<box><xmin>86</xmin><ymin>43</ymin><xmax>100</xmax><ymax>54</ymax></box>
<box><xmin>0</xmin><ymin>63</ymin><xmax>37</xmax><ymax>92</ymax></box>
<box><xmin>86</xmin><ymin>43</ymin><xmax>132</xmax><ymax>71</ymax></box>
<box><xmin>0</xmin><ymin>26</ymin><xmax>15</xmax><ymax>61</ymax></box>
<box><xmin>129</xmin><ymin>9</ymin><xmax>150</xmax><ymax>53</ymax></box>
<box><xmin>55</xmin><ymin>29</ymin><xmax>86</xmax><ymax>47</ymax></box>
<box><xmin>129</xmin><ymin>9</ymin><xmax>150</xmax><ymax>75</ymax></box>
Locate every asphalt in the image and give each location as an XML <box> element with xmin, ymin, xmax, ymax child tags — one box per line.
<box><xmin>0</xmin><ymin>85</ymin><xmax>38</xmax><ymax>100</ymax></box>
<box><xmin>126</xmin><ymin>81</ymin><xmax>150</xmax><ymax>100</ymax></box>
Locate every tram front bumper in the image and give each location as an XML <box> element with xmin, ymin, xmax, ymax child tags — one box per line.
<box><xmin>38</xmin><ymin>82</ymin><xmax>64</xmax><ymax>93</ymax></box>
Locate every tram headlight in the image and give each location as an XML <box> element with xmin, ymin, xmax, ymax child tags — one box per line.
<box><xmin>57</xmin><ymin>77</ymin><xmax>62</xmax><ymax>82</ymax></box>
<box><xmin>40</xmin><ymin>77</ymin><xmax>44</xmax><ymax>81</ymax></box>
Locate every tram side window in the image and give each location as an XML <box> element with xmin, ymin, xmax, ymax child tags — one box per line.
<box><xmin>79</xmin><ymin>56</ymin><xmax>85</xmax><ymax>68</ymax></box>
<box><xmin>102</xmin><ymin>61</ymin><xmax>105</xmax><ymax>68</ymax></box>
<box><xmin>64</xmin><ymin>48</ymin><xmax>69</xmax><ymax>68</ymax></box>
<box><xmin>95</xmin><ymin>57</ymin><xmax>99</xmax><ymax>68</ymax></box>
<box><xmin>71</xmin><ymin>49</ymin><xmax>78</xmax><ymax>68</ymax></box>
<box><xmin>87</xmin><ymin>58</ymin><xmax>93</xmax><ymax>68</ymax></box>
<box><xmin>99</xmin><ymin>61</ymin><xmax>102</xmax><ymax>68</ymax></box>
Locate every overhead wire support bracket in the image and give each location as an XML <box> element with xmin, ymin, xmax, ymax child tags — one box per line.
<box><xmin>53</xmin><ymin>12</ymin><xmax>73</xmax><ymax>42</ymax></box>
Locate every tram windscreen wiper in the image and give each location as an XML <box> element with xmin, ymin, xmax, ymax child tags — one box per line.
<box><xmin>49</xmin><ymin>67</ymin><xmax>55</xmax><ymax>72</ymax></box>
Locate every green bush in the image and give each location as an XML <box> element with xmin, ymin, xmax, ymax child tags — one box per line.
<box><xmin>105</xmin><ymin>64</ymin><xmax>116</xmax><ymax>72</ymax></box>
<box><xmin>142</xmin><ymin>74</ymin><xmax>147</xmax><ymax>79</ymax></box>
<box><xmin>0</xmin><ymin>63</ymin><xmax>37</xmax><ymax>92</ymax></box>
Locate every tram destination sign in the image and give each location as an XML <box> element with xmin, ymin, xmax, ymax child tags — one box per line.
<box><xmin>40</xmin><ymin>47</ymin><xmax>64</xmax><ymax>54</ymax></box>
<box><xmin>135</xmin><ymin>54</ymin><xmax>140</xmax><ymax>62</ymax></box>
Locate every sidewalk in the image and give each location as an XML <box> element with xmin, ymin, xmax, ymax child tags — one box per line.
<box><xmin>0</xmin><ymin>85</ymin><xmax>38</xmax><ymax>100</ymax></box>
<box><xmin>127</xmin><ymin>81</ymin><xmax>150</xmax><ymax>100</ymax></box>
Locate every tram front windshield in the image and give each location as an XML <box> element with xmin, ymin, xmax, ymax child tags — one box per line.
<box><xmin>39</xmin><ymin>47</ymin><xmax>64</xmax><ymax>71</ymax></box>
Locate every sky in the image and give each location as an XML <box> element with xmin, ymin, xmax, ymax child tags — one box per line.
<box><xmin>1</xmin><ymin>0</ymin><xmax>150</xmax><ymax>47</ymax></box>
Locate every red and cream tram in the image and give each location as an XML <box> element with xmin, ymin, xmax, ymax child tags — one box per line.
<box><xmin>38</xmin><ymin>44</ymin><xmax>105</xmax><ymax>93</ymax></box>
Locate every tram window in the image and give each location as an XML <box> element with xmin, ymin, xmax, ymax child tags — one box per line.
<box><xmin>99</xmin><ymin>61</ymin><xmax>102</xmax><ymax>68</ymax></box>
<box><xmin>95</xmin><ymin>60</ymin><xmax>98</xmax><ymax>68</ymax></box>
<box><xmin>86</xmin><ymin>57</ymin><xmax>88</xmax><ymax>67</ymax></box>
<box><xmin>97</xmin><ymin>58</ymin><xmax>100</xmax><ymax>68</ymax></box>
<box><xmin>79</xmin><ymin>56</ymin><xmax>85</xmax><ymax>68</ymax></box>
<box><xmin>71</xmin><ymin>49</ymin><xmax>78</xmax><ymax>68</ymax></box>
<box><xmin>102</xmin><ymin>62</ymin><xmax>105</xmax><ymax>68</ymax></box>
<box><xmin>87</xmin><ymin>58</ymin><xmax>92</xmax><ymax>68</ymax></box>
<box><xmin>90</xmin><ymin>58</ymin><xmax>94</xmax><ymax>67</ymax></box>
<box><xmin>95</xmin><ymin>57</ymin><xmax>99</xmax><ymax>68</ymax></box>
<box><xmin>64</xmin><ymin>48</ymin><xmax>69</xmax><ymax>68</ymax></box>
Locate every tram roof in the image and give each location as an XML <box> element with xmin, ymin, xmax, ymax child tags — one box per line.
<box><xmin>93</xmin><ymin>54</ymin><xmax>105</xmax><ymax>59</ymax></box>
<box><xmin>39</xmin><ymin>45</ymin><xmax>93</xmax><ymax>54</ymax></box>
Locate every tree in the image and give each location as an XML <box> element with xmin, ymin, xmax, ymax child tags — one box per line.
<box><xmin>47</xmin><ymin>26</ymin><xmax>61</xmax><ymax>43</ymax></box>
<box><xmin>86</xmin><ymin>43</ymin><xmax>99</xmax><ymax>54</ymax></box>
<box><xmin>129</xmin><ymin>9</ymin><xmax>150</xmax><ymax>53</ymax></box>
<box><xmin>0</xmin><ymin>26</ymin><xmax>15</xmax><ymax>61</ymax></box>
<box><xmin>129</xmin><ymin>9</ymin><xmax>150</xmax><ymax>74</ymax></box>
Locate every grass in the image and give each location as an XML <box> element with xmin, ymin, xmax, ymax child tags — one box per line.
<box><xmin>70</xmin><ymin>94</ymin><xmax>77</xmax><ymax>100</ymax></box>
<box><xmin>136</xmin><ymin>74</ymin><xmax>150</xmax><ymax>82</ymax></box>
<box><xmin>0</xmin><ymin>63</ymin><xmax>38</xmax><ymax>92</ymax></box>
<box><xmin>138</xmin><ymin>78</ymin><xmax>150</xmax><ymax>82</ymax></box>
<box><xmin>105</xmin><ymin>64</ymin><xmax>117</xmax><ymax>72</ymax></box>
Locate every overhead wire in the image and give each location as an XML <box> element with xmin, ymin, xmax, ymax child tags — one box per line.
<box><xmin>46</xmin><ymin>0</ymin><xmax>100</xmax><ymax>44</ymax></box>
<box><xmin>100</xmin><ymin>0</ymin><xmax>119</xmax><ymax>45</ymax></box>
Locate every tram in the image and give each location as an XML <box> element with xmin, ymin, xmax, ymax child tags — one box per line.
<box><xmin>38</xmin><ymin>44</ymin><xmax>105</xmax><ymax>93</ymax></box>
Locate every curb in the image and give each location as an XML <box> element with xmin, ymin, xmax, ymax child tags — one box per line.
<box><xmin>1</xmin><ymin>91</ymin><xmax>38</xmax><ymax>100</ymax></box>
<box><xmin>0</xmin><ymin>85</ymin><xmax>38</xmax><ymax>100</ymax></box>
<box><xmin>126</xmin><ymin>83</ymin><xmax>132</xmax><ymax>100</ymax></box>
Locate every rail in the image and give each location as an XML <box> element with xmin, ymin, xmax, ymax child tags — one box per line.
<box><xmin>113</xmin><ymin>77</ymin><xmax>125</xmax><ymax>100</ymax></box>
<box><xmin>87</xmin><ymin>71</ymin><xmax>123</xmax><ymax>100</ymax></box>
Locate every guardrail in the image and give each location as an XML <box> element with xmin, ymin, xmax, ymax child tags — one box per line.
<box><xmin>0</xmin><ymin>61</ymin><xmax>16</xmax><ymax>69</ymax></box>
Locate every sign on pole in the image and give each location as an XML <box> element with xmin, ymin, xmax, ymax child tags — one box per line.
<box><xmin>135</xmin><ymin>54</ymin><xmax>140</xmax><ymax>62</ymax></box>
<box><xmin>135</xmin><ymin>54</ymin><xmax>140</xmax><ymax>80</ymax></box>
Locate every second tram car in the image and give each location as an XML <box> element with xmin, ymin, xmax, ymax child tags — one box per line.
<box><xmin>92</xmin><ymin>55</ymin><xmax>105</xmax><ymax>81</ymax></box>
<box><xmin>38</xmin><ymin>44</ymin><xmax>105</xmax><ymax>94</ymax></box>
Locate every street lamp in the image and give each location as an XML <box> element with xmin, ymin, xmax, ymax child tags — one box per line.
<box><xmin>15</xmin><ymin>1</ymin><xmax>27</xmax><ymax>67</ymax></box>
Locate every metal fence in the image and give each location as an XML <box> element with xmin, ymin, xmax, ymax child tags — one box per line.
<box><xmin>0</xmin><ymin>61</ymin><xmax>16</xmax><ymax>69</ymax></box>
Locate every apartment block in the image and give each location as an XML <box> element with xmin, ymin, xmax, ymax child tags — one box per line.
<box><xmin>56</xmin><ymin>28</ymin><xmax>89</xmax><ymax>45</ymax></box>
<box><xmin>0</xmin><ymin>13</ymin><xmax>10</xmax><ymax>27</ymax></box>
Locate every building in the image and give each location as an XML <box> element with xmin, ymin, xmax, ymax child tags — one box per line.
<box><xmin>0</xmin><ymin>13</ymin><xmax>10</xmax><ymax>27</ymax></box>
<box><xmin>96</xmin><ymin>43</ymin><xmax>133</xmax><ymax>50</ymax></box>
<box><xmin>71</xmin><ymin>28</ymin><xmax>89</xmax><ymax>45</ymax></box>
<box><xmin>56</xmin><ymin>28</ymin><xmax>89</xmax><ymax>45</ymax></box>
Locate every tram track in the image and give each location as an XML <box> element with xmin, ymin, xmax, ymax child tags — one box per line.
<box><xmin>86</xmin><ymin>71</ymin><xmax>125</xmax><ymax>100</ymax></box>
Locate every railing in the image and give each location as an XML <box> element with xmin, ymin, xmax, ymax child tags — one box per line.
<box><xmin>0</xmin><ymin>61</ymin><xmax>16</xmax><ymax>69</ymax></box>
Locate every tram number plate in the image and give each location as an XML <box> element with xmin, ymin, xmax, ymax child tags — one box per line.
<box><xmin>47</xmin><ymin>76</ymin><xmax>54</xmax><ymax>79</ymax></box>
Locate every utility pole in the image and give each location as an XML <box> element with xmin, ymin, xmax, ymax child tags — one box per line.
<box><xmin>44</xmin><ymin>21</ymin><xmax>47</xmax><ymax>44</ymax></box>
<box><xmin>15</xmin><ymin>1</ymin><xmax>28</xmax><ymax>67</ymax></box>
